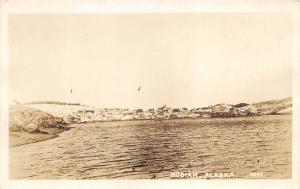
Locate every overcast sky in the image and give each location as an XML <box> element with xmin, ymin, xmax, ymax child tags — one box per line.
<box><xmin>9</xmin><ymin>13</ymin><xmax>292</xmax><ymax>108</ymax></box>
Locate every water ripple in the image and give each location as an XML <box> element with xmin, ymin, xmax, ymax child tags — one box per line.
<box><xmin>10</xmin><ymin>115</ymin><xmax>291</xmax><ymax>179</ymax></box>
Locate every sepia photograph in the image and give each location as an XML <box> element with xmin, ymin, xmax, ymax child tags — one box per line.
<box><xmin>1</xmin><ymin>1</ymin><xmax>300</xmax><ymax>189</ymax></box>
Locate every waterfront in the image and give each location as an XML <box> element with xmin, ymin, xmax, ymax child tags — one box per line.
<box><xmin>10</xmin><ymin>115</ymin><xmax>291</xmax><ymax>179</ymax></box>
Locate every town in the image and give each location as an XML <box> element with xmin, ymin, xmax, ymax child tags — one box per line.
<box><xmin>64</xmin><ymin>98</ymin><xmax>291</xmax><ymax>123</ymax></box>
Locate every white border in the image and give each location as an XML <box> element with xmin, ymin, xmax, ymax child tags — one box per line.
<box><xmin>1</xmin><ymin>0</ymin><xmax>300</xmax><ymax>189</ymax></box>
<box><xmin>1</xmin><ymin>0</ymin><xmax>300</xmax><ymax>13</ymax></box>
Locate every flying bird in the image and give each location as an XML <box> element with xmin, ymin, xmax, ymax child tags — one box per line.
<box><xmin>70</xmin><ymin>89</ymin><xmax>73</xmax><ymax>94</ymax></box>
<box><xmin>137</xmin><ymin>86</ymin><xmax>142</xmax><ymax>92</ymax></box>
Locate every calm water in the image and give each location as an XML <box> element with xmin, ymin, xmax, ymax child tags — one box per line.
<box><xmin>10</xmin><ymin>115</ymin><xmax>292</xmax><ymax>179</ymax></box>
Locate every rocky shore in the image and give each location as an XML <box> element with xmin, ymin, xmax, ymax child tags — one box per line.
<box><xmin>9</xmin><ymin>105</ymin><xmax>69</xmax><ymax>147</ymax></box>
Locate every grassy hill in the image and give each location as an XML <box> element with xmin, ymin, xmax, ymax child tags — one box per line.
<box><xmin>23</xmin><ymin>101</ymin><xmax>85</xmax><ymax>106</ymax></box>
<box><xmin>252</xmin><ymin>97</ymin><xmax>292</xmax><ymax>115</ymax></box>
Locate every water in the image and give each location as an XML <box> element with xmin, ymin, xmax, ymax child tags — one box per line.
<box><xmin>10</xmin><ymin>115</ymin><xmax>292</xmax><ymax>179</ymax></box>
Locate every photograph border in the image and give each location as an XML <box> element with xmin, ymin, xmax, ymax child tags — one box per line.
<box><xmin>1</xmin><ymin>0</ymin><xmax>300</xmax><ymax>189</ymax></box>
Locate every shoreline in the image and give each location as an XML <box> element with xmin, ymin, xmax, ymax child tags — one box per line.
<box><xmin>10</xmin><ymin>127</ymin><xmax>70</xmax><ymax>147</ymax></box>
<box><xmin>70</xmin><ymin>113</ymin><xmax>292</xmax><ymax>124</ymax></box>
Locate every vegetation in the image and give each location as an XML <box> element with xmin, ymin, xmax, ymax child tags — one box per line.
<box><xmin>233</xmin><ymin>103</ymin><xmax>249</xmax><ymax>108</ymax></box>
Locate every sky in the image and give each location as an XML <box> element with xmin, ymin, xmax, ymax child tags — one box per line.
<box><xmin>9</xmin><ymin>13</ymin><xmax>292</xmax><ymax>108</ymax></box>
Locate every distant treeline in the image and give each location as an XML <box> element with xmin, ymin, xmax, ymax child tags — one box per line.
<box><xmin>24</xmin><ymin>101</ymin><xmax>85</xmax><ymax>106</ymax></box>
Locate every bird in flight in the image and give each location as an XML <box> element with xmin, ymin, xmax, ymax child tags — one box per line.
<box><xmin>137</xmin><ymin>86</ymin><xmax>142</xmax><ymax>91</ymax></box>
<box><xmin>70</xmin><ymin>89</ymin><xmax>73</xmax><ymax>94</ymax></box>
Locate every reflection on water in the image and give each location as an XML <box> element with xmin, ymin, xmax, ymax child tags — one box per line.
<box><xmin>10</xmin><ymin>115</ymin><xmax>291</xmax><ymax>179</ymax></box>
